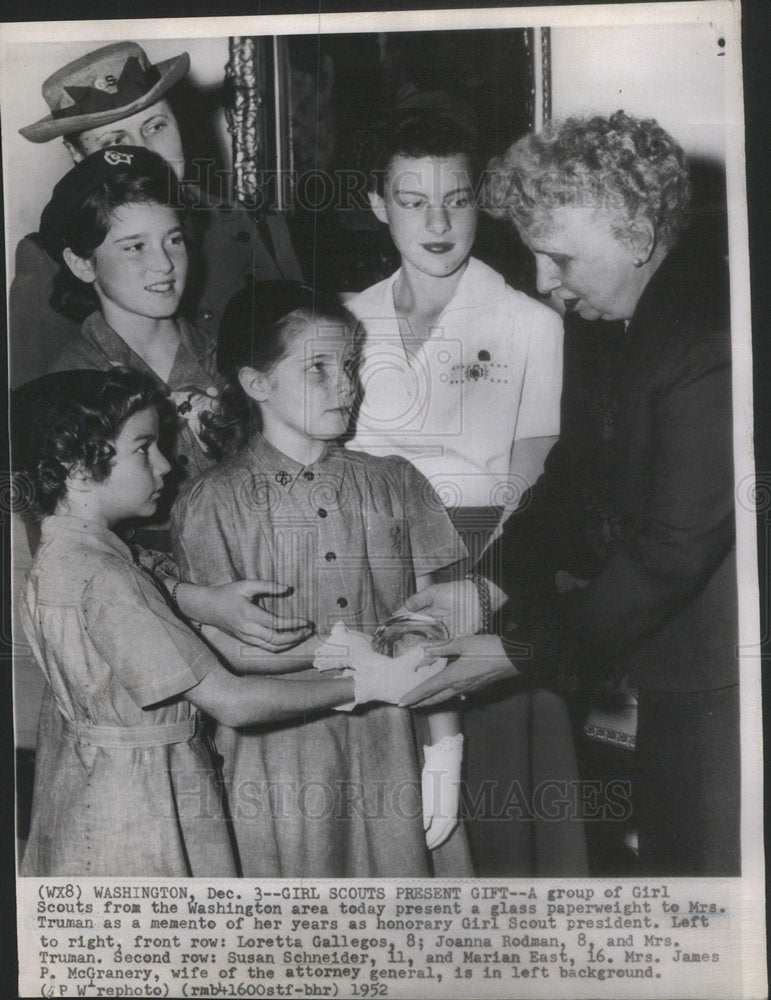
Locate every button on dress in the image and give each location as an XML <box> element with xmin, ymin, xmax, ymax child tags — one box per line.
<box><xmin>172</xmin><ymin>437</ymin><xmax>469</xmax><ymax>877</ymax></box>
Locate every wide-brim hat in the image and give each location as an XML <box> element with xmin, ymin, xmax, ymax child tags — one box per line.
<box><xmin>20</xmin><ymin>42</ymin><xmax>190</xmax><ymax>143</ymax></box>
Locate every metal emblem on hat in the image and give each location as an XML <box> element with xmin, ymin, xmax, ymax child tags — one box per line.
<box><xmin>19</xmin><ymin>43</ymin><xmax>191</xmax><ymax>144</ymax></box>
<box><xmin>94</xmin><ymin>75</ymin><xmax>118</xmax><ymax>92</ymax></box>
<box><xmin>103</xmin><ymin>150</ymin><xmax>134</xmax><ymax>166</ymax></box>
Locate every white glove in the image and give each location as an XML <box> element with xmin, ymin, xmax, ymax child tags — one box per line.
<box><xmin>313</xmin><ymin>621</ymin><xmax>373</xmax><ymax>671</ymax></box>
<box><xmin>314</xmin><ymin>622</ymin><xmax>446</xmax><ymax>708</ymax></box>
<box><xmin>353</xmin><ymin>643</ymin><xmax>429</xmax><ymax>705</ymax></box>
<box><xmin>422</xmin><ymin>733</ymin><xmax>464</xmax><ymax>850</ymax></box>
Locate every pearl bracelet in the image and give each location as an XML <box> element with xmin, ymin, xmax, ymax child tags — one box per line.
<box><xmin>465</xmin><ymin>572</ymin><xmax>491</xmax><ymax>634</ymax></box>
<box><xmin>169</xmin><ymin>578</ymin><xmax>184</xmax><ymax>615</ymax></box>
<box><xmin>169</xmin><ymin>579</ymin><xmax>202</xmax><ymax>632</ymax></box>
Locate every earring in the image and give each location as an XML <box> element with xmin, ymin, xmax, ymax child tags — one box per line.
<box><xmin>633</xmin><ymin>258</ymin><xmax>644</xmax><ymax>268</ymax></box>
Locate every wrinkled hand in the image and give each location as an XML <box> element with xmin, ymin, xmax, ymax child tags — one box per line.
<box><xmin>189</xmin><ymin>580</ymin><xmax>313</xmax><ymax>651</ymax></box>
<box><xmin>422</xmin><ymin>734</ymin><xmax>463</xmax><ymax>850</ymax></box>
<box><xmin>396</xmin><ymin>580</ymin><xmax>480</xmax><ymax>638</ymax></box>
<box><xmin>399</xmin><ymin>634</ymin><xmax>516</xmax><ymax>707</ymax></box>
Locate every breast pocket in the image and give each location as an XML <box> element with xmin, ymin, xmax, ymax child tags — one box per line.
<box><xmin>364</xmin><ymin>513</ymin><xmax>413</xmax><ymax>617</ymax></box>
<box><xmin>365</xmin><ymin>512</ymin><xmax>408</xmax><ymax>558</ymax></box>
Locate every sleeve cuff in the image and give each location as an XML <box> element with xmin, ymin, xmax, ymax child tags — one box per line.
<box><xmin>128</xmin><ymin>661</ymin><xmax>210</xmax><ymax>708</ymax></box>
<box><xmin>497</xmin><ymin>610</ymin><xmax>580</xmax><ymax>691</ymax></box>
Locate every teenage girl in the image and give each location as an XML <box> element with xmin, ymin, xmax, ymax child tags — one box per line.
<box><xmin>349</xmin><ymin>99</ymin><xmax>564</xmax><ymax>557</ymax></box>
<box><xmin>40</xmin><ymin>144</ymin><xmax>223</xmax><ymax>489</ymax></box>
<box><xmin>14</xmin><ymin>367</ymin><xmax>421</xmax><ymax>876</ymax></box>
<box><xmin>171</xmin><ymin>280</ymin><xmax>472</xmax><ymax>877</ymax></box>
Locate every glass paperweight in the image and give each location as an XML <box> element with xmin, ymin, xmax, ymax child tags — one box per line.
<box><xmin>371</xmin><ymin>612</ymin><xmax>449</xmax><ymax>657</ymax></box>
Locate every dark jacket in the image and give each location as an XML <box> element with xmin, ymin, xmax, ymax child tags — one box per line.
<box><xmin>9</xmin><ymin>188</ymin><xmax>302</xmax><ymax>388</ymax></box>
<box><xmin>481</xmin><ymin>240</ymin><xmax>737</xmax><ymax>693</ymax></box>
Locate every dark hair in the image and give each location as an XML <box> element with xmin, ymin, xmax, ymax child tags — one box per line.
<box><xmin>200</xmin><ymin>281</ymin><xmax>358</xmax><ymax>459</ymax></box>
<box><xmin>50</xmin><ymin>169</ymin><xmax>186</xmax><ymax>322</ymax></box>
<box><xmin>12</xmin><ymin>366</ymin><xmax>166</xmax><ymax>517</ymax></box>
<box><xmin>359</xmin><ymin>106</ymin><xmax>479</xmax><ymax>197</ymax></box>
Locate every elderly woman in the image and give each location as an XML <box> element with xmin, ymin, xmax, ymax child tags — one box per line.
<box><xmin>402</xmin><ymin>111</ymin><xmax>738</xmax><ymax>876</ymax></box>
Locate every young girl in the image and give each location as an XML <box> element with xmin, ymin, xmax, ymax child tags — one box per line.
<box><xmin>14</xmin><ymin>366</ymin><xmax>425</xmax><ymax>877</ymax></box>
<box><xmin>171</xmin><ymin>280</ymin><xmax>471</xmax><ymax>877</ymax></box>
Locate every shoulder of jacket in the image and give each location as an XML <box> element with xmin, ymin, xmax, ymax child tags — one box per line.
<box><xmin>345</xmin><ymin>449</ymin><xmax>426</xmax><ymax>493</ymax></box>
<box><xmin>48</xmin><ymin>339</ymin><xmax>104</xmax><ymax>373</ymax></box>
<box><xmin>15</xmin><ymin>233</ymin><xmax>55</xmax><ymax>269</ymax></box>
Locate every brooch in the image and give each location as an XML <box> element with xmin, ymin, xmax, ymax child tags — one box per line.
<box><xmin>464</xmin><ymin>362</ymin><xmax>489</xmax><ymax>382</ymax></box>
<box><xmin>169</xmin><ymin>386</ymin><xmax>220</xmax><ymax>450</ymax></box>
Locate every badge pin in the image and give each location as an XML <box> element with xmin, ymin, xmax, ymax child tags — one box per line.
<box><xmin>103</xmin><ymin>150</ymin><xmax>134</xmax><ymax>166</ymax></box>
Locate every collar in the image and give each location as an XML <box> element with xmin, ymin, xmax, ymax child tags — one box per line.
<box><xmin>81</xmin><ymin>310</ymin><xmax>138</xmax><ymax>368</ymax></box>
<box><xmin>40</xmin><ymin>514</ymin><xmax>133</xmax><ymax>561</ymax></box>
<box><xmin>244</xmin><ymin>433</ymin><xmax>348</xmax><ymax>492</ymax></box>
<box><xmin>81</xmin><ymin>311</ymin><xmax>215</xmax><ymax>373</ymax></box>
<box><xmin>176</xmin><ymin>316</ymin><xmax>217</xmax><ymax>366</ymax></box>
<box><xmin>382</xmin><ymin>256</ymin><xmax>506</xmax><ymax>316</ymax></box>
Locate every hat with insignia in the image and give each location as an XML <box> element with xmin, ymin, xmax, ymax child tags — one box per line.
<box><xmin>20</xmin><ymin>42</ymin><xmax>190</xmax><ymax>143</ymax></box>
<box><xmin>38</xmin><ymin>145</ymin><xmax>182</xmax><ymax>263</ymax></box>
